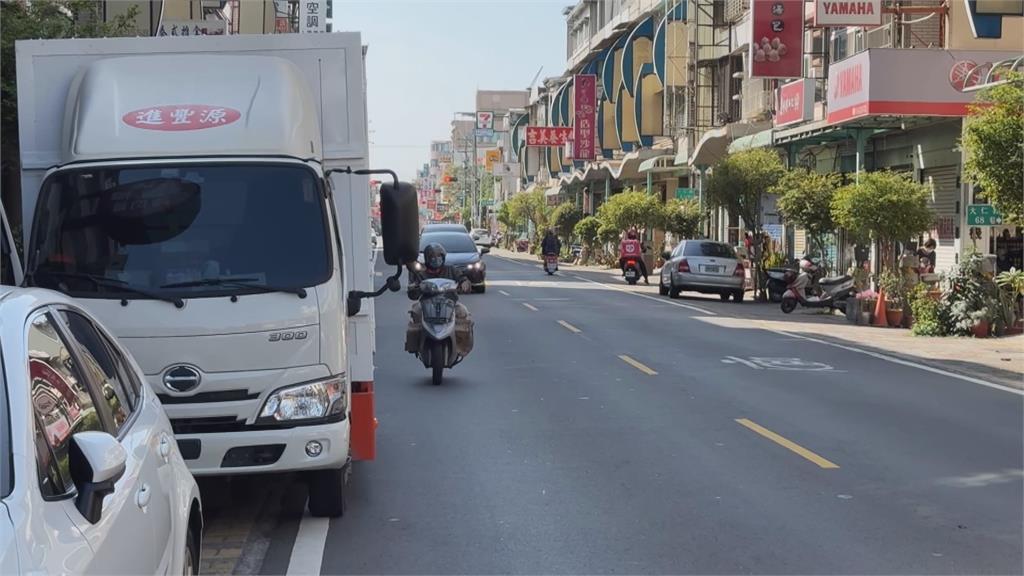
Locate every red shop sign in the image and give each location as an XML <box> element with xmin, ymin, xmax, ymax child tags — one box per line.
<box><xmin>526</xmin><ymin>126</ymin><xmax>573</xmax><ymax>147</ymax></box>
<box><xmin>749</xmin><ymin>0</ymin><xmax>805</xmax><ymax>79</ymax></box>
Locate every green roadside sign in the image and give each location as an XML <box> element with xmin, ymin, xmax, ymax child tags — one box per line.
<box><xmin>967</xmin><ymin>204</ymin><xmax>1003</xmax><ymax>226</ymax></box>
<box><xmin>676</xmin><ymin>187</ymin><xmax>695</xmax><ymax>200</ymax></box>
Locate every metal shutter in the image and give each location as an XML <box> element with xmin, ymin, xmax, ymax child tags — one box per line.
<box><xmin>922</xmin><ymin>165</ymin><xmax>959</xmax><ymax>272</ymax></box>
<box><xmin>923</xmin><ymin>165</ymin><xmax>959</xmax><ymax>215</ymax></box>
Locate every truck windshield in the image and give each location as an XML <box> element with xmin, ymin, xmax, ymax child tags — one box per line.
<box><xmin>27</xmin><ymin>163</ymin><xmax>331</xmax><ymax>300</ymax></box>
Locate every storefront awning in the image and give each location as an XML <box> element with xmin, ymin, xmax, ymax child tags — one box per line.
<box><xmin>727</xmin><ymin>128</ymin><xmax>773</xmax><ymax>153</ymax></box>
<box><xmin>638</xmin><ymin>154</ymin><xmax>678</xmax><ymax>173</ymax></box>
<box><xmin>687</xmin><ymin>120</ymin><xmax>771</xmax><ymax>167</ymax></box>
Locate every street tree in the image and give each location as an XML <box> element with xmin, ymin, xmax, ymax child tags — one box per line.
<box><xmin>573</xmin><ymin>216</ymin><xmax>602</xmax><ymax>264</ymax></box>
<box><xmin>962</xmin><ymin>73</ymin><xmax>1024</xmax><ymax>225</ymax></box>
<box><xmin>660</xmin><ymin>198</ymin><xmax>702</xmax><ymax>243</ymax></box>
<box><xmin>506</xmin><ymin>190</ymin><xmax>550</xmax><ymax>247</ymax></box>
<box><xmin>831</xmin><ymin>170</ymin><xmax>934</xmax><ymax>270</ymax></box>
<box><xmin>595</xmin><ymin>189</ymin><xmax>663</xmax><ymax>233</ymax></box>
<box><xmin>551</xmin><ymin>202</ymin><xmax>582</xmax><ymax>247</ymax></box>
<box><xmin>496</xmin><ymin>201</ymin><xmax>523</xmax><ymax>241</ymax></box>
<box><xmin>774</xmin><ymin>169</ymin><xmax>841</xmax><ymax>259</ymax></box>
<box><xmin>704</xmin><ymin>148</ymin><xmax>786</xmax><ymax>297</ymax></box>
<box><xmin>1</xmin><ymin>0</ymin><xmax>139</xmax><ymax>228</ymax></box>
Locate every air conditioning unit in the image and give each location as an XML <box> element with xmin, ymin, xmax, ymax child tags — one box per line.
<box><xmin>741</xmin><ymin>78</ymin><xmax>772</xmax><ymax>120</ymax></box>
<box><xmin>725</xmin><ymin>0</ymin><xmax>749</xmax><ymax>24</ymax></box>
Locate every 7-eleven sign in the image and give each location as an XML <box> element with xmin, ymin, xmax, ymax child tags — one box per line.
<box><xmin>476</xmin><ymin>111</ymin><xmax>494</xmax><ymax>130</ymax></box>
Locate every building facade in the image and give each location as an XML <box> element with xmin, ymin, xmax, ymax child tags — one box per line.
<box><xmin>524</xmin><ymin>0</ymin><xmax>1021</xmax><ymax>274</ymax></box>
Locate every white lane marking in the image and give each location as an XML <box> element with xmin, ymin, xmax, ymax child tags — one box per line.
<box><xmin>570</xmin><ymin>274</ymin><xmax>716</xmax><ymax>316</ymax></box>
<box><xmin>523</xmin><ymin>302</ymin><xmax>539</xmax><ymax>312</ymax></box>
<box><xmin>771</xmin><ymin>329</ymin><xmax>1024</xmax><ymax>396</ymax></box>
<box><xmin>499</xmin><ymin>290</ymin><xmax>511</xmax><ymax>296</ymax></box>
<box><xmin>725</xmin><ymin>355</ymin><xmax>762</xmax><ymax>370</ymax></box>
<box><xmin>498</xmin><ymin>256</ymin><xmax>531</xmax><ymax>267</ymax></box>
<box><xmin>286</xmin><ymin>505</ymin><xmax>330</xmax><ymax>575</ymax></box>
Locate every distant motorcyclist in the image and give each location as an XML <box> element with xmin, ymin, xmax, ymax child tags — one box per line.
<box><xmin>405</xmin><ymin>243</ymin><xmax>472</xmax><ymax>352</ymax></box>
<box><xmin>619</xmin><ymin>228</ymin><xmax>649</xmax><ymax>284</ymax></box>
<box><xmin>541</xmin><ymin>229</ymin><xmax>561</xmax><ymax>256</ymax></box>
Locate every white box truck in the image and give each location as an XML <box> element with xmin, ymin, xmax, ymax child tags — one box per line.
<box><xmin>9</xmin><ymin>34</ymin><xmax>419</xmax><ymax>516</ymax></box>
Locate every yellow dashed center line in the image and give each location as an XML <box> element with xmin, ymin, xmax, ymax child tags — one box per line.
<box><xmin>619</xmin><ymin>355</ymin><xmax>658</xmax><ymax>375</ymax></box>
<box><xmin>735</xmin><ymin>418</ymin><xmax>840</xmax><ymax>469</ymax></box>
<box><xmin>558</xmin><ymin>320</ymin><xmax>582</xmax><ymax>333</ymax></box>
<box><xmin>522</xmin><ymin>302</ymin><xmax>539</xmax><ymax>312</ymax></box>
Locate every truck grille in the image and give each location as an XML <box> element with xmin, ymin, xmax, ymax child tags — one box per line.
<box><xmin>157</xmin><ymin>390</ymin><xmax>258</xmax><ymax>405</ymax></box>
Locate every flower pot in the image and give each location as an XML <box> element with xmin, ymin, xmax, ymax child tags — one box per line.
<box><xmin>886</xmin><ymin>309</ymin><xmax>904</xmax><ymax>328</ymax></box>
<box><xmin>972</xmin><ymin>320</ymin><xmax>990</xmax><ymax>338</ymax></box>
<box><xmin>860</xmin><ymin>311</ymin><xmax>872</xmax><ymax>325</ymax></box>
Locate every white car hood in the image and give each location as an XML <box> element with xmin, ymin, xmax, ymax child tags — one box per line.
<box><xmin>77</xmin><ymin>291</ymin><xmax>320</xmax><ymax>375</ymax></box>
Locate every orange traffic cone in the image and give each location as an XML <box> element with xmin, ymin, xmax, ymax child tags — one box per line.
<box><xmin>872</xmin><ymin>287</ymin><xmax>889</xmax><ymax>327</ymax></box>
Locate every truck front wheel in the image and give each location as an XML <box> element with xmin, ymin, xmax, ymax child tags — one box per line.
<box><xmin>308</xmin><ymin>464</ymin><xmax>348</xmax><ymax>517</ymax></box>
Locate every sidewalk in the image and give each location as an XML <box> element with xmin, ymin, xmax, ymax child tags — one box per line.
<box><xmin>491</xmin><ymin>248</ymin><xmax>1024</xmax><ymax>390</ymax></box>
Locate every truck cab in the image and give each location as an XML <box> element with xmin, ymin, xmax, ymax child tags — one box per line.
<box><xmin>11</xmin><ymin>35</ymin><xmax>419</xmax><ymax>517</ymax></box>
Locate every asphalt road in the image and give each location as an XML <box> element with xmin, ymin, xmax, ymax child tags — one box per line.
<box><xmin>224</xmin><ymin>254</ymin><xmax>1022</xmax><ymax>575</ymax></box>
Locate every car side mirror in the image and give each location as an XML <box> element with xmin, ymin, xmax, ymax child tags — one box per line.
<box><xmin>379</xmin><ymin>181</ymin><xmax>419</xmax><ymax>266</ymax></box>
<box><xmin>480</xmin><ymin>246</ymin><xmax>491</xmax><ymax>255</ymax></box>
<box><xmin>69</xmin><ymin>432</ymin><xmax>127</xmax><ymax>524</ymax></box>
<box><xmin>662</xmin><ymin>251</ymin><xmax>672</xmax><ymax>260</ymax></box>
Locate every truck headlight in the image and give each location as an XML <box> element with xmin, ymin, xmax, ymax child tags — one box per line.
<box><xmin>258</xmin><ymin>376</ymin><xmax>346</xmax><ymax>423</ymax></box>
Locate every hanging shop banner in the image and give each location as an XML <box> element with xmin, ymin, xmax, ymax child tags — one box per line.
<box><xmin>573</xmin><ymin>74</ymin><xmax>597</xmax><ymax>161</ymax></box>
<box><xmin>492</xmin><ymin>163</ymin><xmax>520</xmax><ymax>177</ymax></box>
<box><xmin>775</xmin><ymin>78</ymin><xmax>815</xmax><ymax>127</ymax></box>
<box><xmin>484</xmin><ymin>150</ymin><xmax>502</xmax><ymax>171</ymax></box>
<box><xmin>525</xmin><ymin>126</ymin><xmax>572</xmax><ymax>147</ymax></box>
<box><xmin>826</xmin><ymin>48</ymin><xmax>1022</xmax><ymax>124</ymax></box>
<box><xmin>749</xmin><ymin>0</ymin><xmax>804</xmax><ymax>79</ymax></box>
<box><xmin>299</xmin><ymin>0</ymin><xmax>327</xmax><ymax>33</ymax></box>
<box><xmin>476</xmin><ymin>111</ymin><xmax>494</xmax><ymax>130</ymax></box>
<box><xmin>813</xmin><ymin>0</ymin><xmax>882</xmax><ymax>27</ymax></box>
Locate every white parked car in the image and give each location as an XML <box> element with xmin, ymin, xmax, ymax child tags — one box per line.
<box><xmin>0</xmin><ymin>287</ymin><xmax>203</xmax><ymax>575</ymax></box>
<box><xmin>470</xmin><ymin>228</ymin><xmax>493</xmax><ymax>247</ymax></box>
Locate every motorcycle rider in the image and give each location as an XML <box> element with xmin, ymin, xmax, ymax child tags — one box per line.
<box><xmin>619</xmin><ymin>228</ymin><xmax>649</xmax><ymax>284</ymax></box>
<box><xmin>405</xmin><ymin>243</ymin><xmax>472</xmax><ymax>353</ymax></box>
<box><xmin>541</xmin><ymin>229</ymin><xmax>561</xmax><ymax>269</ymax></box>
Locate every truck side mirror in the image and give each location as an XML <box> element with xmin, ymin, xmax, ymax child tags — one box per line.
<box><xmin>379</xmin><ymin>182</ymin><xmax>419</xmax><ymax>266</ymax></box>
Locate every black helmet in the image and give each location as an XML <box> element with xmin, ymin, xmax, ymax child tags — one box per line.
<box><xmin>423</xmin><ymin>243</ymin><xmax>447</xmax><ymax>271</ymax></box>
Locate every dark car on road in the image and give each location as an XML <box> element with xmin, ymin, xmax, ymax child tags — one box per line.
<box><xmin>415</xmin><ymin>231</ymin><xmax>489</xmax><ymax>293</ymax></box>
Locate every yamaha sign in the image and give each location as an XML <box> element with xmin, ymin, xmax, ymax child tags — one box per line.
<box><xmin>814</xmin><ymin>0</ymin><xmax>883</xmax><ymax>27</ymax></box>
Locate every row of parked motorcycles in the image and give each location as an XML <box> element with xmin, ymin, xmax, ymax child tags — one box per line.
<box><xmin>766</xmin><ymin>256</ymin><xmax>856</xmax><ymax>314</ymax></box>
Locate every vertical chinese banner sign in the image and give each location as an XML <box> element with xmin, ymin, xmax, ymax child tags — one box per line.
<box><xmin>573</xmin><ymin>74</ymin><xmax>597</xmax><ymax>161</ymax></box>
<box><xmin>749</xmin><ymin>0</ymin><xmax>804</xmax><ymax>79</ymax></box>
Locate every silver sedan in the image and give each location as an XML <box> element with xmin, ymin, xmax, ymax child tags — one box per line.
<box><xmin>659</xmin><ymin>240</ymin><xmax>746</xmax><ymax>302</ymax></box>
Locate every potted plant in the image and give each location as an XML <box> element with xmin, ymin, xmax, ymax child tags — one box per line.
<box><xmin>970</xmin><ymin>305</ymin><xmax>993</xmax><ymax>338</ymax></box>
<box><xmin>910</xmin><ymin>286</ymin><xmax>945</xmax><ymax>337</ymax></box>
<box><xmin>940</xmin><ymin>252</ymin><xmax>1004</xmax><ymax>337</ymax></box>
<box><xmin>995</xmin><ymin>267</ymin><xmax>1024</xmax><ymax>333</ymax></box>
<box><xmin>855</xmin><ymin>289</ymin><xmax>878</xmax><ymax>325</ymax></box>
<box><xmin>878</xmin><ymin>270</ymin><xmax>906</xmax><ymax>328</ymax></box>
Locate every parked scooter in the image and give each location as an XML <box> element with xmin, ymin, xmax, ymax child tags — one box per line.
<box><xmin>765</xmin><ymin>267</ymin><xmax>792</xmax><ymax>303</ymax></box>
<box><xmin>623</xmin><ymin>259</ymin><xmax>641</xmax><ymax>285</ymax></box>
<box><xmin>414</xmin><ymin>277</ymin><xmax>473</xmax><ymax>385</ymax></box>
<box><xmin>544</xmin><ymin>253</ymin><xmax>559</xmax><ymax>275</ymax></box>
<box><xmin>780</xmin><ymin>266</ymin><xmax>856</xmax><ymax>313</ymax></box>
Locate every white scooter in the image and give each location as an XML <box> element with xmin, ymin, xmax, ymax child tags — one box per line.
<box><xmin>780</xmin><ymin>265</ymin><xmax>856</xmax><ymax>314</ymax></box>
<box><xmin>415</xmin><ymin>277</ymin><xmax>473</xmax><ymax>385</ymax></box>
